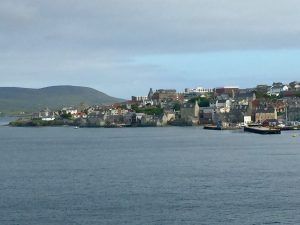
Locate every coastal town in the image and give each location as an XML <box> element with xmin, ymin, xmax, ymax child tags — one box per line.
<box><xmin>10</xmin><ymin>81</ymin><xmax>300</xmax><ymax>132</ymax></box>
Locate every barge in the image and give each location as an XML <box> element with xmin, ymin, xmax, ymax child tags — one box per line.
<box><xmin>244</xmin><ymin>126</ymin><xmax>281</xmax><ymax>134</ymax></box>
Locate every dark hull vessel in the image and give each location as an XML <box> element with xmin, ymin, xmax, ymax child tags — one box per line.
<box><xmin>203</xmin><ymin>125</ymin><xmax>222</xmax><ymax>130</ymax></box>
<box><xmin>244</xmin><ymin>126</ymin><xmax>281</xmax><ymax>134</ymax></box>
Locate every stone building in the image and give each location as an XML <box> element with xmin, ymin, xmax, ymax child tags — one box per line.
<box><xmin>255</xmin><ymin>108</ymin><xmax>277</xmax><ymax>123</ymax></box>
<box><xmin>215</xmin><ymin>86</ymin><xmax>239</xmax><ymax>96</ymax></box>
<box><xmin>151</xmin><ymin>89</ymin><xmax>178</xmax><ymax>105</ymax></box>
<box><xmin>180</xmin><ymin>102</ymin><xmax>200</xmax><ymax>125</ymax></box>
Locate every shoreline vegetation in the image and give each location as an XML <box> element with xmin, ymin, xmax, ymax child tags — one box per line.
<box><xmin>7</xmin><ymin>118</ymin><xmax>300</xmax><ymax>132</ymax></box>
<box><xmin>8</xmin><ymin>118</ymin><xmax>192</xmax><ymax>128</ymax></box>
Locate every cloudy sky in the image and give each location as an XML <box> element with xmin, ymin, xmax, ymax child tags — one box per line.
<box><xmin>1</xmin><ymin>0</ymin><xmax>300</xmax><ymax>98</ymax></box>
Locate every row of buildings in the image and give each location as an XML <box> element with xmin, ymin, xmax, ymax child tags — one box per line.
<box><xmin>32</xmin><ymin>81</ymin><xmax>300</xmax><ymax>127</ymax></box>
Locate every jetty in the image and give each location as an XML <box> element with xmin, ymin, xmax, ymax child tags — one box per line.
<box><xmin>278</xmin><ymin>126</ymin><xmax>300</xmax><ymax>131</ymax></box>
<box><xmin>244</xmin><ymin>126</ymin><xmax>281</xmax><ymax>134</ymax></box>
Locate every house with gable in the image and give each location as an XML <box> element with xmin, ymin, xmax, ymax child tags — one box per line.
<box><xmin>216</xmin><ymin>99</ymin><xmax>231</xmax><ymax>113</ymax></box>
<box><xmin>156</xmin><ymin>111</ymin><xmax>176</xmax><ymax>126</ymax></box>
<box><xmin>268</xmin><ymin>82</ymin><xmax>288</xmax><ymax>96</ymax></box>
<box><xmin>151</xmin><ymin>89</ymin><xmax>179</xmax><ymax>106</ymax></box>
<box><xmin>32</xmin><ymin>108</ymin><xmax>57</xmax><ymax>121</ymax></box>
<box><xmin>289</xmin><ymin>81</ymin><xmax>300</xmax><ymax>91</ymax></box>
<box><xmin>255</xmin><ymin>108</ymin><xmax>277</xmax><ymax>123</ymax></box>
<box><xmin>180</xmin><ymin>102</ymin><xmax>200</xmax><ymax>125</ymax></box>
<box><xmin>233</xmin><ymin>90</ymin><xmax>256</xmax><ymax>107</ymax></box>
<box><xmin>199</xmin><ymin>107</ymin><xmax>215</xmax><ymax>124</ymax></box>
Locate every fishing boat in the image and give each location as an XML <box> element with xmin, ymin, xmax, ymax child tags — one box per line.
<box><xmin>244</xmin><ymin>126</ymin><xmax>281</xmax><ymax>134</ymax></box>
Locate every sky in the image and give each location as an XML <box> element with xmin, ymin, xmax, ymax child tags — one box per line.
<box><xmin>1</xmin><ymin>0</ymin><xmax>300</xmax><ymax>99</ymax></box>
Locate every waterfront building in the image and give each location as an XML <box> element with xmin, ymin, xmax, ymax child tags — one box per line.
<box><xmin>255</xmin><ymin>108</ymin><xmax>277</xmax><ymax>123</ymax></box>
<box><xmin>244</xmin><ymin>116</ymin><xmax>252</xmax><ymax>125</ymax></box>
<box><xmin>199</xmin><ymin>107</ymin><xmax>215</xmax><ymax>124</ymax></box>
<box><xmin>286</xmin><ymin>97</ymin><xmax>300</xmax><ymax>121</ymax></box>
<box><xmin>32</xmin><ymin>108</ymin><xmax>57</xmax><ymax>121</ymax></box>
<box><xmin>180</xmin><ymin>102</ymin><xmax>200</xmax><ymax>125</ymax></box>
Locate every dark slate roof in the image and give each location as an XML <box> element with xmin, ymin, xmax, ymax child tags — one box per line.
<box><xmin>256</xmin><ymin>108</ymin><xmax>275</xmax><ymax>113</ymax></box>
<box><xmin>263</xmin><ymin>119</ymin><xmax>278</xmax><ymax>123</ymax></box>
<box><xmin>182</xmin><ymin>103</ymin><xmax>195</xmax><ymax>108</ymax></box>
<box><xmin>234</xmin><ymin>92</ymin><xmax>254</xmax><ymax>99</ymax></box>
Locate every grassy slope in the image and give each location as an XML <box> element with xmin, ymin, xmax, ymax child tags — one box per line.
<box><xmin>0</xmin><ymin>86</ymin><xmax>125</xmax><ymax>114</ymax></box>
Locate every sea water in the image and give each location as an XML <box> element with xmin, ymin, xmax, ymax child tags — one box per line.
<box><xmin>0</xmin><ymin>126</ymin><xmax>300</xmax><ymax>225</ymax></box>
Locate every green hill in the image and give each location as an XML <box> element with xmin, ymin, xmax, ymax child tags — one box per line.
<box><xmin>0</xmin><ymin>86</ymin><xmax>125</xmax><ymax>114</ymax></box>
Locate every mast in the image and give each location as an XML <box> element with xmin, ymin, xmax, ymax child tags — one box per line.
<box><xmin>285</xmin><ymin>105</ymin><xmax>288</xmax><ymax>123</ymax></box>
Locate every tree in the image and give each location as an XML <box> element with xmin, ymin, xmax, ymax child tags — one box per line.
<box><xmin>198</xmin><ymin>97</ymin><xmax>210</xmax><ymax>107</ymax></box>
<box><xmin>172</xmin><ymin>101</ymin><xmax>181</xmax><ymax>111</ymax></box>
<box><xmin>60</xmin><ymin>112</ymin><xmax>72</xmax><ymax>119</ymax></box>
<box><xmin>188</xmin><ymin>96</ymin><xmax>210</xmax><ymax>107</ymax></box>
<box><xmin>132</xmin><ymin>105</ymin><xmax>163</xmax><ymax>116</ymax></box>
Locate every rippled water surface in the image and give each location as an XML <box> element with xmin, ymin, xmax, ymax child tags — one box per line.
<box><xmin>0</xmin><ymin>125</ymin><xmax>300</xmax><ymax>225</ymax></box>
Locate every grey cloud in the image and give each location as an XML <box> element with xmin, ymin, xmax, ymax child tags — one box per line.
<box><xmin>1</xmin><ymin>0</ymin><xmax>300</xmax><ymax>97</ymax></box>
<box><xmin>1</xmin><ymin>0</ymin><xmax>300</xmax><ymax>54</ymax></box>
<box><xmin>0</xmin><ymin>1</ymin><xmax>37</xmax><ymax>24</ymax></box>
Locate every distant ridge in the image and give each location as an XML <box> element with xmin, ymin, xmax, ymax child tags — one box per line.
<box><xmin>0</xmin><ymin>85</ymin><xmax>125</xmax><ymax>114</ymax></box>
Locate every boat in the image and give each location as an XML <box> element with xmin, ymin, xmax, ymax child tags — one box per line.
<box><xmin>203</xmin><ymin>125</ymin><xmax>222</xmax><ymax>130</ymax></box>
<box><xmin>244</xmin><ymin>126</ymin><xmax>281</xmax><ymax>134</ymax></box>
<box><xmin>74</xmin><ymin>126</ymin><xmax>79</xmax><ymax>129</ymax></box>
<box><xmin>203</xmin><ymin>124</ymin><xmax>242</xmax><ymax>131</ymax></box>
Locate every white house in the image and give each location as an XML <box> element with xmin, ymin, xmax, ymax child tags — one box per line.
<box><xmin>36</xmin><ymin>108</ymin><xmax>56</xmax><ymax>121</ymax></box>
<box><xmin>215</xmin><ymin>99</ymin><xmax>231</xmax><ymax>113</ymax></box>
<box><xmin>243</xmin><ymin>116</ymin><xmax>252</xmax><ymax>125</ymax></box>
<box><xmin>62</xmin><ymin>107</ymin><xmax>78</xmax><ymax>115</ymax></box>
<box><xmin>268</xmin><ymin>82</ymin><xmax>288</xmax><ymax>96</ymax></box>
<box><xmin>185</xmin><ymin>86</ymin><xmax>213</xmax><ymax>94</ymax></box>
